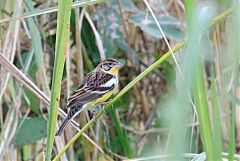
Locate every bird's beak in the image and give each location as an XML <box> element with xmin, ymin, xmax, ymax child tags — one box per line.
<box><xmin>117</xmin><ymin>62</ymin><xmax>124</xmax><ymax>68</ymax></box>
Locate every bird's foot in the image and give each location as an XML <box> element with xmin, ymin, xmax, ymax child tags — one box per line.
<box><xmin>92</xmin><ymin>111</ymin><xmax>97</xmax><ymax>116</ymax></box>
<box><xmin>99</xmin><ymin>99</ymin><xmax>112</xmax><ymax>113</ymax></box>
<box><xmin>89</xmin><ymin>111</ymin><xmax>97</xmax><ymax>120</ymax></box>
<box><xmin>100</xmin><ymin>104</ymin><xmax>107</xmax><ymax>113</ymax></box>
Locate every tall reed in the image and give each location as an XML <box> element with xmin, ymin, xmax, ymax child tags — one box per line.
<box><xmin>45</xmin><ymin>0</ymin><xmax>72</xmax><ymax>160</ymax></box>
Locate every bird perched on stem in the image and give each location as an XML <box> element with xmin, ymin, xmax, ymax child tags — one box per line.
<box><xmin>55</xmin><ymin>58</ymin><xmax>123</xmax><ymax>136</ymax></box>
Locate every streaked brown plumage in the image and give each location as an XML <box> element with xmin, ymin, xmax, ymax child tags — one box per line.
<box><xmin>56</xmin><ymin>58</ymin><xmax>123</xmax><ymax>136</ymax></box>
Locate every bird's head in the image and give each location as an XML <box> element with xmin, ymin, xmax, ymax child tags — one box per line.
<box><xmin>98</xmin><ymin>58</ymin><xmax>123</xmax><ymax>75</ymax></box>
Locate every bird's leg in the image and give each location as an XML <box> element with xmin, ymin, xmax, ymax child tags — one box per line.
<box><xmin>90</xmin><ymin>111</ymin><xmax>98</xmax><ymax>123</ymax></box>
<box><xmin>92</xmin><ymin>111</ymin><xmax>97</xmax><ymax>116</ymax></box>
<box><xmin>99</xmin><ymin>104</ymin><xmax>107</xmax><ymax>113</ymax></box>
<box><xmin>88</xmin><ymin>111</ymin><xmax>97</xmax><ymax>122</ymax></box>
<box><xmin>99</xmin><ymin>98</ymin><xmax>113</xmax><ymax>113</ymax></box>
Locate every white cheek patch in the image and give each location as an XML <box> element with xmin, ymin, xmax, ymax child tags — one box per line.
<box><xmin>100</xmin><ymin>78</ymin><xmax>117</xmax><ymax>87</ymax></box>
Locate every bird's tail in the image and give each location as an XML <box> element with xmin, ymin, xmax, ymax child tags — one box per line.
<box><xmin>55</xmin><ymin>104</ymin><xmax>85</xmax><ymax>136</ymax></box>
<box><xmin>55</xmin><ymin>118</ymin><xmax>70</xmax><ymax>136</ymax></box>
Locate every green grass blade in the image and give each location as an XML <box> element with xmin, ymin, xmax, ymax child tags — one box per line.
<box><xmin>228</xmin><ymin>103</ymin><xmax>236</xmax><ymax>161</ymax></box>
<box><xmin>210</xmin><ymin>72</ymin><xmax>222</xmax><ymax>161</ymax></box>
<box><xmin>25</xmin><ymin>0</ymin><xmax>50</xmax><ymax>96</ymax></box>
<box><xmin>22</xmin><ymin>145</ymin><xmax>30</xmax><ymax>161</ymax></box>
<box><xmin>228</xmin><ymin>2</ymin><xmax>240</xmax><ymax>160</ymax></box>
<box><xmin>184</xmin><ymin>0</ymin><xmax>215</xmax><ymax>160</ymax></box>
<box><xmin>45</xmin><ymin>0</ymin><xmax>72</xmax><ymax>160</ymax></box>
<box><xmin>108</xmin><ymin>108</ymin><xmax>132</xmax><ymax>157</ymax></box>
<box><xmin>194</xmin><ymin>61</ymin><xmax>215</xmax><ymax>161</ymax></box>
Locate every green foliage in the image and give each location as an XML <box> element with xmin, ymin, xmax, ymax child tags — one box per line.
<box><xmin>109</xmin><ymin>0</ymin><xmax>139</xmax><ymax>12</ymax></box>
<box><xmin>129</xmin><ymin>12</ymin><xmax>184</xmax><ymax>40</ymax></box>
<box><xmin>23</xmin><ymin>62</ymin><xmax>39</xmax><ymax>113</ymax></box>
<box><xmin>210</xmin><ymin>74</ymin><xmax>223</xmax><ymax>161</ymax></box>
<box><xmin>15</xmin><ymin>51</ymin><xmax>40</xmax><ymax>113</ymax></box>
<box><xmin>108</xmin><ymin>108</ymin><xmax>132</xmax><ymax>157</ymax></box>
<box><xmin>22</xmin><ymin>145</ymin><xmax>31</xmax><ymax>161</ymax></box>
<box><xmin>45</xmin><ymin>0</ymin><xmax>72</xmax><ymax>160</ymax></box>
<box><xmin>161</xmin><ymin>61</ymin><xmax>176</xmax><ymax>87</ymax></box>
<box><xmin>81</xmin><ymin>18</ymin><xmax>99</xmax><ymax>62</ymax></box>
<box><xmin>93</xmin><ymin>6</ymin><xmax>126</xmax><ymax>57</ymax></box>
<box><xmin>23</xmin><ymin>86</ymin><xmax>39</xmax><ymax>113</ymax></box>
<box><xmin>193</xmin><ymin>61</ymin><xmax>215</xmax><ymax>160</ymax></box>
<box><xmin>14</xmin><ymin>117</ymin><xmax>47</xmax><ymax>145</ymax></box>
<box><xmin>185</xmin><ymin>1</ymin><xmax>215</xmax><ymax>160</ymax></box>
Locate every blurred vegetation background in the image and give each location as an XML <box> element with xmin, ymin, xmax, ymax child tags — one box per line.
<box><xmin>0</xmin><ymin>0</ymin><xmax>240</xmax><ymax>160</ymax></box>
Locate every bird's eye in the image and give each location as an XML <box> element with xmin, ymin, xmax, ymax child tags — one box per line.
<box><xmin>108</xmin><ymin>62</ymin><xmax>112</xmax><ymax>66</ymax></box>
<box><xmin>103</xmin><ymin>64</ymin><xmax>111</xmax><ymax>71</ymax></box>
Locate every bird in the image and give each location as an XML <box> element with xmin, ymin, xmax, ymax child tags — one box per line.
<box><xmin>55</xmin><ymin>58</ymin><xmax>123</xmax><ymax>136</ymax></box>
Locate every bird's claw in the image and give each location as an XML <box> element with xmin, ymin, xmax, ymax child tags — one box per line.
<box><xmin>92</xmin><ymin>111</ymin><xmax>97</xmax><ymax>116</ymax></box>
<box><xmin>99</xmin><ymin>99</ymin><xmax>112</xmax><ymax>113</ymax></box>
<box><xmin>99</xmin><ymin>104</ymin><xmax>107</xmax><ymax>113</ymax></box>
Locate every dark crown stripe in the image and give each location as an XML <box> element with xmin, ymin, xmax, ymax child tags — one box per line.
<box><xmin>103</xmin><ymin>58</ymin><xmax>119</xmax><ymax>64</ymax></box>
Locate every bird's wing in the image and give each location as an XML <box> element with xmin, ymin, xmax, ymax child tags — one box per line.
<box><xmin>67</xmin><ymin>70</ymin><xmax>116</xmax><ymax>108</ymax></box>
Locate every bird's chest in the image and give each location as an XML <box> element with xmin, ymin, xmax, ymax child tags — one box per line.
<box><xmin>95</xmin><ymin>90</ymin><xmax>114</xmax><ymax>104</ymax></box>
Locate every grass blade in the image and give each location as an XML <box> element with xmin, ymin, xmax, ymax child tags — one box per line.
<box><xmin>210</xmin><ymin>72</ymin><xmax>222</xmax><ymax>161</ymax></box>
<box><xmin>108</xmin><ymin>108</ymin><xmax>132</xmax><ymax>157</ymax></box>
<box><xmin>184</xmin><ymin>0</ymin><xmax>215</xmax><ymax>160</ymax></box>
<box><xmin>0</xmin><ymin>0</ymin><xmax>105</xmax><ymax>24</ymax></box>
<box><xmin>228</xmin><ymin>1</ymin><xmax>240</xmax><ymax>160</ymax></box>
<box><xmin>45</xmin><ymin>0</ymin><xmax>72</xmax><ymax>160</ymax></box>
<box><xmin>228</xmin><ymin>103</ymin><xmax>236</xmax><ymax>161</ymax></box>
<box><xmin>25</xmin><ymin>0</ymin><xmax>50</xmax><ymax>96</ymax></box>
<box><xmin>194</xmin><ymin>61</ymin><xmax>215</xmax><ymax>160</ymax></box>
